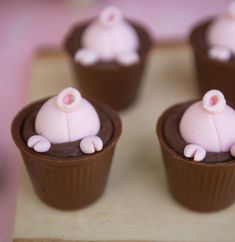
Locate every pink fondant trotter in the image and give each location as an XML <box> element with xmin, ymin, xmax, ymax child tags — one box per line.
<box><xmin>27</xmin><ymin>87</ymin><xmax>103</xmax><ymax>154</ymax></box>
<box><xmin>74</xmin><ymin>6</ymin><xmax>139</xmax><ymax>66</ymax></box>
<box><xmin>180</xmin><ymin>89</ymin><xmax>235</xmax><ymax>162</ymax></box>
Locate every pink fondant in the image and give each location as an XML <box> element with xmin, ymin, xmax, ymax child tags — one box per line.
<box><xmin>99</xmin><ymin>6</ymin><xmax>122</xmax><ymax>27</ymax></box>
<box><xmin>208</xmin><ymin>46</ymin><xmax>232</xmax><ymax>61</ymax></box>
<box><xmin>56</xmin><ymin>87</ymin><xmax>81</xmax><ymax>112</ymax></box>
<box><xmin>28</xmin><ymin>87</ymin><xmax>102</xmax><ymax>154</ymax></box>
<box><xmin>202</xmin><ymin>89</ymin><xmax>226</xmax><ymax>114</ymax></box>
<box><xmin>27</xmin><ymin>135</ymin><xmax>51</xmax><ymax>153</ymax></box>
<box><xmin>180</xmin><ymin>90</ymin><xmax>235</xmax><ymax>161</ymax></box>
<box><xmin>207</xmin><ymin>2</ymin><xmax>235</xmax><ymax>59</ymax></box>
<box><xmin>184</xmin><ymin>144</ymin><xmax>206</xmax><ymax>162</ymax></box>
<box><xmin>75</xmin><ymin>6</ymin><xmax>139</xmax><ymax>65</ymax></box>
<box><xmin>116</xmin><ymin>51</ymin><xmax>139</xmax><ymax>65</ymax></box>
<box><xmin>80</xmin><ymin>136</ymin><xmax>103</xmax><ymax>154</ymax></box>
<box><xmin>74</xmin><ymin>48</ymin><xmax>99</xmax><ymax>65</ymax></box>
<box><xmin>230</xmin><ymin>144</ymin><xmax>235</xmax><ymax>157</ymax></box>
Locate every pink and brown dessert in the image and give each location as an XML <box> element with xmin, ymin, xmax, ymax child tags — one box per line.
<box><xmin>12</xmin><ymin>87</ymin><xmax>121</xmax><ymax>210</ymax></box>
<box><xmin>157</xmin><ymin>90</ymin><xmax>235</xmax><ymax>212</ymax></box>
<box><xmin>65</xmin><ymin>6</ymin><xmax>152</xmax><ymax>110</ymax></box>
<box><xmin>190</xmin><ymin>2</ymin><xmax>235</xmax><ymax>102</ymax></box>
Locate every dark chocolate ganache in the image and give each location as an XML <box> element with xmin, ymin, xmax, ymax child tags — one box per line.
<box><xmin>22</xmin><ymin>102</ymin><xmax>113</xmax><ymax>158</ymax></box>
<box><xmin>163</xmin><ymin>101</ymin><xmax>233</xmax><ymax>163</ymax></box>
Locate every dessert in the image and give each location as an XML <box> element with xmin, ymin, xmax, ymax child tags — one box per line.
<box><xmin>74</xmin><ymin>6</ymin><xmax>139</xmax><ymax>66</ymax></box>
<box><xmin>157</xmin><ymin>90</ymin><xmax>235</xmax><ymax>212</ymax></box>
<box><xmin>190</xmin><ymin>2</ymin><xmax>235</xmax><ymax>102</ymax></box>
<box><xmin>65</xmin><ymin>6</ymin><xmax>152</xmax><ymax>110</ymax></box>
<box><xmin>12</xmin><ymin>87</ymin><xmax>122</xmax><ymax>210</ymax></box>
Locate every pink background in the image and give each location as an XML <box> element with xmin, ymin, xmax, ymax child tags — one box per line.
<box><xmin>0</xmin><ymin>0</ymin><xmax>230</xmax><ymax>241</ymax></box>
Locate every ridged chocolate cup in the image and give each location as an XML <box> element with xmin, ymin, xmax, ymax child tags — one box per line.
<box><xmin>64</xmin><ymin>20</ymin><xmax>152</xmax><ymax>111</ymax></box>
<box><xmin>11</xmin><ymin>99</ymin><xmax>122</xmax><ymax>210</ymax></box>
<box><xmin>157</xmin><ymin>104</ymin><xmax>235</xmax><ymax>212</ymax></box>
<box><xmin>190</xmin><ymin>19</ymin><xmax>235</xmax><ymax>102</ymax></box>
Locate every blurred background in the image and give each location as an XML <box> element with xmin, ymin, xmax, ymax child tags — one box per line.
<box><xmin>0</xmin><ymin>0</ymin><xmax>230</xmax><ymax>242</ymax></box>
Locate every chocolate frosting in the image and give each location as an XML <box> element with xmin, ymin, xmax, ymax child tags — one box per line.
<box><xmin>163</xmin><ymin>101</ymin><xmax>233</xmax><ymax>163</ymax></box>
<box><xmin>22</xmin><ymin>102</ymin><xmax>113</xmax><ymax>158</ymax></box>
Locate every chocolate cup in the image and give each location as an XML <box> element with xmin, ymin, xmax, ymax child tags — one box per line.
<box><xmin>11</xmin><ymin>99</ymin><xmax>122</xmax><ymax>210</ymax></box>
<box><xmin>157</xmin><ymin>104</ymin><xmax>235</xmax><ymax>212</ymax></box>
<box><xmin>64</xmin><ymin>21</ymin><xmax>152</xmax><ymax>111</ymax></box>
<box><xmin>190</xmin><ymin>19</ymin><xmax>235</xmax><ymax>102</ymax></box>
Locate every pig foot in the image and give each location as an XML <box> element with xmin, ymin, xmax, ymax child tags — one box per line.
<box><xmin>184</xmin><ymin>144</ymin><xmax>206</xmax><ymax>162</ymax></box>
<box><xmin>116</xmin><ymin>51</ymin><xmax>139</xmax><ymax>65</ymax></box>
<box><xmin>74</xmin><ymin>48</ymin><xmax>99</xmax><ymax>65</ymax></box>
<box><xmin>80</xmin><ymin>136</ymin><xmax>103</xmax><ymax>154</ymax></box>
<box><xmin>27</xmin><ymin>135</ymin><xmax>51</xmax><ymax>153</ymax></box>
<box><xmin>230</xmin><ymin>144</ymin><xmax>235</xmax><ymax>157</ymax></box>
<box><xmin>208</xmin><ymin>46</ymin><xmax>232</xmax><ymax>62</ymax></box>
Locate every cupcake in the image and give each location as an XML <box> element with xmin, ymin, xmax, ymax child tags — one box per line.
<box><xmin>157</xmin><ymin>90</ymin><xmax>235</xmax><ymax>212</ymax></box>
<box><xmin>11</xmin><ymin>87</ymin><xmax>121</xmax><ymax>210</ymax></box>
<box><xmin>65</xmin><ymin>6</ymin><xmax>152</xmax><ymax>110</ymax></box>
<box><xmin>190</xmin><ymin>2</ymin><xmax>235</xmax><ymax>102</ymax></box>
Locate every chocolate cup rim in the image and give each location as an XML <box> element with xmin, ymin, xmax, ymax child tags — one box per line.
<box><xmin>189</xmin><ymin>17</ymin><xmax>235</xmax><ymax>69</ymax></box>
<box><xmin>11</xmin><ymin>97</ymin><xmax>122</xmax><ymax>167</ymax></box>
<box><xmin>64</xmin><ymin>19</ymin><xmax>153</xmax><ymax>70</ymax></box>
<box><xmin>156</xmin><ymin>101</ymin><xmax>235</xmax><ymax>169</ymax></box>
